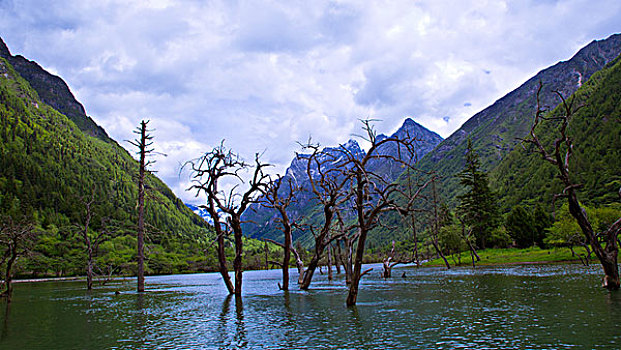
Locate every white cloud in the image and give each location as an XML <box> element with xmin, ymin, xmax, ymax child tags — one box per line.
<box><xmin>1</xmin><ymin>0</ymin><xmax>620</xmax><ymax>203</ymax></box>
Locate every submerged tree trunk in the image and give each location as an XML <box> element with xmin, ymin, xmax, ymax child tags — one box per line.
<box><xmin>216</xmin><ymin>230</ymin><xmax>235</xmax><ymax>294</ymax></box>
<box><xmin>1</xmin><ymin>254</ymin><xmax>16</xmax><ymax>299</ymax></box>
<box><xmin>327</xmin><ymin>244</ymin><xmax>333</xmax><ymax>281</ymax></box>
<box><xmin>568</xmin><ymin>193</ymin><xmax>619</xmax><ymax>289</ymax></box>
<box><xmin>291</xmin><ymin>245</ymin><xmax>305</xmax><ymax>285</ymax></box>
<box><xmin>230</xmin><ymin>217</ymin><xmax>244</xmax><ymax>298</ymax></box>
<box><xmin>281</xmin><ymin>218</ymin><xmax>292</xmax><ymax>291</ymax></box>
<box><xmin>300</xmin><ymin>208</ymin><xmax>334</xmax><ymax>290</ymax></box>
<box><xmin>300</xmin><ymin>253</ymin><xmax>322</xmax><ymax>290</ymax></box>
<box><xmin>346</xmin><ymin>227</ymin><xmax>367</xmax><ymax>306</ymax></box>
<box><xmin>137</xmin><ymin>154</ymin><xmax>146</xmax><ymax>293</ymax></box>
<box><xmin>410</xmin><ymin>216</ymin><xmax>420</xmax><ymax>268</ymax></box>
<box><xmin>130</xmin><ymin>120</ymin><xmax>154</xmax><ymax>293</ymax></box>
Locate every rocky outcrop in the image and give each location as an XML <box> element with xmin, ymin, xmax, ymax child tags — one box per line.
<box><xmin>0</xmin><ymin>37</ymin><xmax>109</xmax><ymax>141</ymax></box>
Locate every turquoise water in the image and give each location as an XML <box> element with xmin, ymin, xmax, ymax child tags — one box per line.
<box><xmin>1</xmin><ymin>264</ymin><xmax>620</xmax><ymax>349</ymax></box>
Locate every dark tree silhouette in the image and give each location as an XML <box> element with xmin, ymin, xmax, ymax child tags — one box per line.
<box><xmin>456</xmin><ymin>138</ymin><xmax>500</xmax><ymax>250</ymax></box>
<box><xmin>296</xmin><ymin>141</ymin><xmax>352</xmax><ymax>290</ymax></box>
<box><xmin>522</xmin><ymin>83</ymin><xmax>621</xmax><ymax>290</ymax></box>
<box><xmin>128</xmin><ymin>120</ymin><xmax>155</xmax><ymax>293</ymax></box>
<box><xmin>345</xmin><ymin>120</ymin><xmax>426</xmax><ymax>306</ymax></box>
<box><xmin>260</xmin><ymin>175</ymin><xmax>299</xmax><ymax>290</ymax></box>
<box><xmin>0</xmin><ymin>216</ymin><xmax>38</xmax><ymax>299</ymax></box>
<box><xmin>188</xmin><ymin>142</ymin><xmax>270</xmax><ymax>298</ymax></box>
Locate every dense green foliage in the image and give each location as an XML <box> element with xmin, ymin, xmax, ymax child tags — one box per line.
<box><xmin>505</xmin><ymin>205</ymin><xmax>550</xmax><ymax>248</ymax></box>
<box><xmin>545</xmin><ymin>203</ymin><xmax>621</xmax><ymax>249</ymax></box>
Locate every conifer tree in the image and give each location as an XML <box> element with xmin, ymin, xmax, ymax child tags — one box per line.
<box><xmin>456</xmin><ymin>138</ymin><xmax>500</xmax><ymax>249</ymax></box>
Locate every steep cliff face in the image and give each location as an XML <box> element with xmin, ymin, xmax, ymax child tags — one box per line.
<box><xmin>414</xmin><ymin>33</ymin><xmax>621</xmax><ymax>204</ymax></box>
<box><xmin>368</xmin><ymin>118</ymin><xmax>443</xmax><ymax>183</ymax></box>
<box><xmin>0</xmin><ymin>37</ymin><xmax>109</xmax><ymax>141</ymax></box>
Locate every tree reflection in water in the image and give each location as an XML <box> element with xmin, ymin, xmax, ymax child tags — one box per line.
<box><xmin>1</xmin><ymin>300</ymin><xmax>10</xmax><ymax>341</ymax></box>
<box><xmin>217</xmin><ymin>295</ymin><xmax>247</xmax><ymax>348</ymax></box>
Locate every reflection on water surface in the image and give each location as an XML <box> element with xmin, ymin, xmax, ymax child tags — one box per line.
<box><xmin>1</xmin><ymin>264</ymin><xmax>620</xmax><ymax>349</ymax></box>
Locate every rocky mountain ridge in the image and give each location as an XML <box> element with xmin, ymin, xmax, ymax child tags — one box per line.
<box><xmin>0</xmin><ymin>37</ymin><xmax>109</xmax><ymax>141</ymax></box>
<box><xmin>241</xmin><ymin>117</ymin><xmax>444</xmax><ymax>244</ymax></box>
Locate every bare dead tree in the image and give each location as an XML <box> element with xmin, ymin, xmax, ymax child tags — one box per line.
<box><xmin>345</xmin><ymin>119</ymin><xmax>426</xmax><ymax>306</ymax></box>
<box><xmin>127</xmin><ymin>120</ymin><xmax>155</xmax><ymax>293</ymax></box>
<box><xmin>260</xmin><ymin>175</ymin><xmax>299</xmax><ymax>290</ymax></box>
<box><xmin>332</xmin><ymin>209</ymin><xmax>358</xmax><ymax>284</ymax></box>
<box><xmin>268</xmin><ymin>238</ymin><xmax>307</xmax><ymax>285</ymax></box>
<box><xmin>0</xmin><ymin>216</ymin><xmax>38</xmax><ymax>299</ymax></box>
<box><xmin>427</xmin><ymin>176</ymin><xmax>451</xmax><ymax>269</ymax></box>
<box><xmin>393</xmin><ymin>167</ymin><xmax>435</xmax><ymax>269</ymax></box>
<box><xmin>381</xmin><ymin>241</ymin><xmax>412</xmax><ymax>278</ymax></box>
<box><xmin>73</xmin><ymin>192</ymin><xmax>113</xmax><ymax>290</ymax></box>
<box><xmin>187</xmin><ymin>142</ymin><xmax>270</xmax><ymax>297</ymax></box>
<box><xmin>297</xmin><ymin>141</ymin><xmax>352</xmax><ymax>290</ymax></box>
<box><xmin>456</xmin><ymin>215</ymin><xmax>480</xmax><ymax>268</ymax></box>
<box><xmin>521</xmin><ymin>82</ymin><xmax>621</xmax><ymax>290</ymax></box>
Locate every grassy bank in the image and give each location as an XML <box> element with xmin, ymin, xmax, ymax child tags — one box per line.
<box><xmin>425</xmin><ymin>247</ymin><xmax>584</xmax><ymax>267</ymax></box>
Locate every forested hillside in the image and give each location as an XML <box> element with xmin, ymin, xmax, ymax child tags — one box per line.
<box><xmin>491</xmin><ymin>55</ymin><xmax>621</xmax><ymax>210</ymax></box>
<box><xmin>0</xmin><ymin>54</ymin><xmax>225</xmax><ymax>276</ymax></box>
<box><xmin>411</xmin><ymin>34</ymin><xmax>621</xmax><ymax>207</ymax></box>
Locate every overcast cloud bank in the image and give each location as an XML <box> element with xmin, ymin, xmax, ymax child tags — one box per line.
<box><xmin>1</xmin><ymin>0</ymin><xmax>620</xmax><ymax>203</ymax></box>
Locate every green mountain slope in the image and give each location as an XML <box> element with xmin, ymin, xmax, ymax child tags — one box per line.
<box><xmin>0</xmin><ymin>38</ymin><xmax>109</xmax><ymax>141</ymax></box>
<box><xmin>0</xmin><ymin>50</ymin><xmax>215</xmax><ymax>277</ymax></box>
<box><xmin>412</xmin><ymin>34</ymin><xmax>621</xmax><ymax>206</ymax></box>
<box><xmin>491</xmin><ymin>55</ymin><xmax>621</xmax><ymax>209</ymax></box>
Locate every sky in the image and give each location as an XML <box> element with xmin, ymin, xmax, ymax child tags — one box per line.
<box><xmin>1</xmin><ymin>0</ymin><xmax>620</xmax><ymax>204</ymax></box>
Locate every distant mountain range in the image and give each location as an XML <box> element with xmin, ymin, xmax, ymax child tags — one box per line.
<box><xmin>240</xmin><ymin>117</ymin><xmax>444</xmax><ymax>246</ymax></box>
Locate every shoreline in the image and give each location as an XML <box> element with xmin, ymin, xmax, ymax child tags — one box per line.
<box><xmin>11</xmin><ymin>259</ymin><xmax>586</xmax><ymax>284</ymax></box>
<box><xmin>12</xmin><ymin>276</ymin><xmax>134</xmax><ymax>284</ymax></box>
<box><xmin>424</xmin><ymin>259</ymin><xmax>583</xmax><ymax>267</ymax></box>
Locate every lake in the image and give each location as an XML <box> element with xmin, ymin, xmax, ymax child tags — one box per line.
<box><xmin>1</xmin><ymin>263</ymin><xmax>620</xmax><ymax>349</ymax></box>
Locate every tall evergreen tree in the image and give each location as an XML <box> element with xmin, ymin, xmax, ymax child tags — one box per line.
<box><xmin>456</xmin><ymin>138</ymin><xmax>500</xmax><ymax>249</ymax></box>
